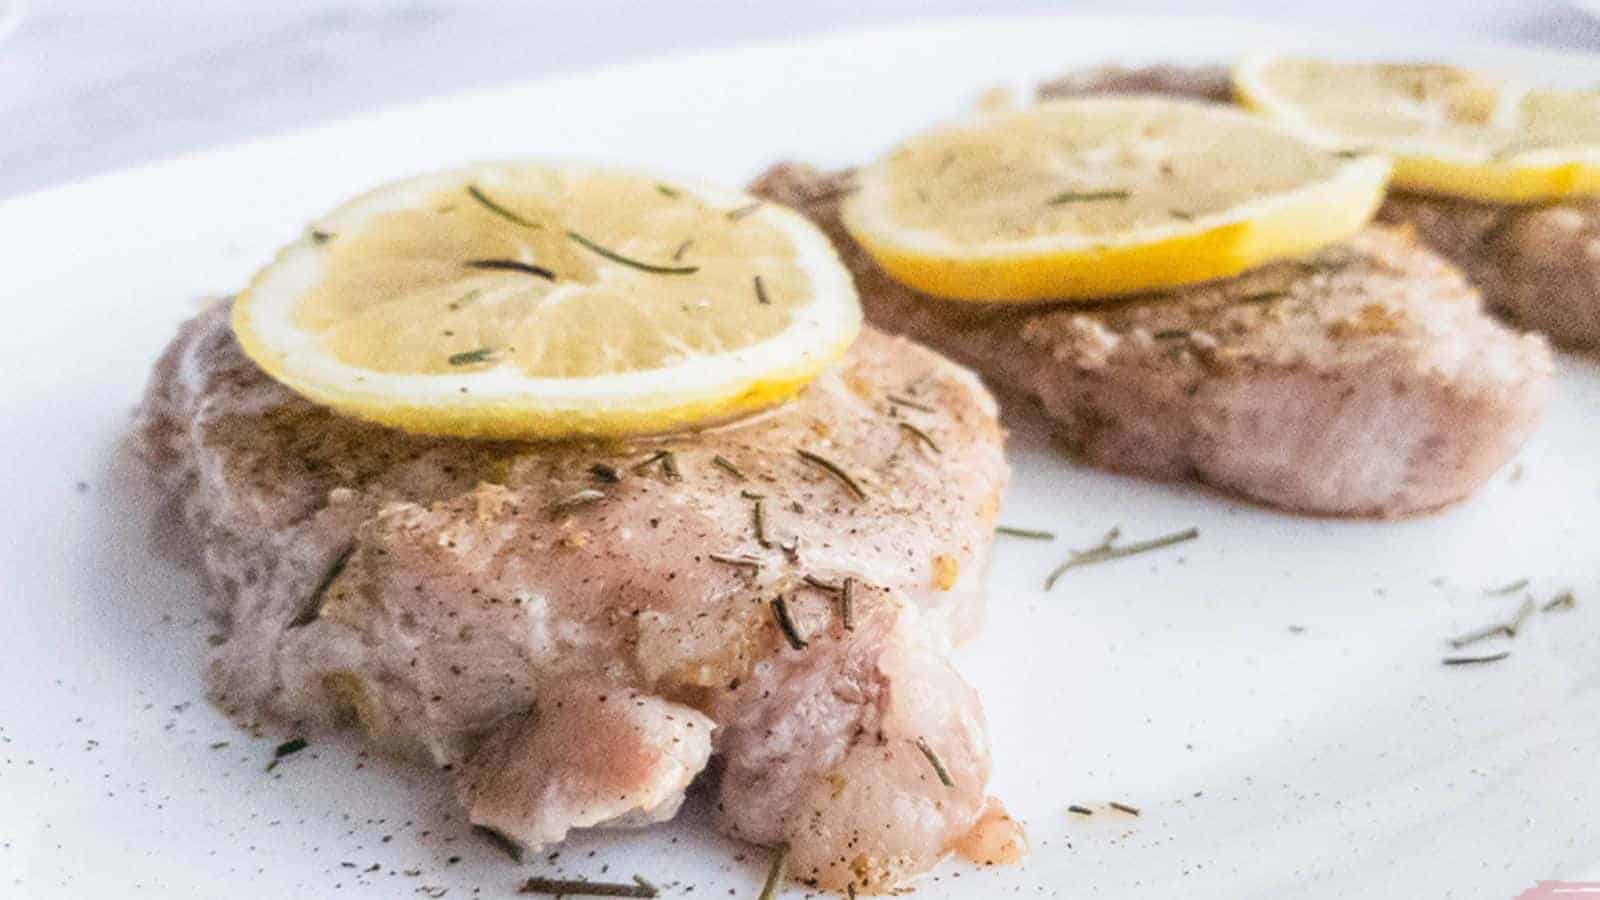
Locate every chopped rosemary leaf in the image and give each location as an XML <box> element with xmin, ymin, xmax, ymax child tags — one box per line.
<box><xmin>750</xmin><ymin>494</ymin><xmax>771</xmax><ymax>548</ymax></box>
<box><xmin>631</xmin><ymin>450</ymin><xmax>672</xmax><ymax>475</ymax></box>
<box><xmin>1543</xmin><ymin>591</ymin><xmax>1577</xmax><ymax>613</ymax></box>
<box><xmin>726</xmin><ymin>202</ymin><xmax>762</xmax><ymax>221</ymax></box>
<box><xmin>1044</xmin><ymin>527</ymin><xmax>1198</xmax><ymax>590</ymax></box>
<box><xmin>753</xmin><ymin>274</ymin><xmax>771</xmax><ymax>306</ymax></box>
<box><xmin>1049</xmin><ymin>189</ymin><xmax>1130</xmax><ymax>205</ymax></box>
<box><xmin>567</xmin><ymin>231</ymin><xmax>699</xmax><ymax>274</ymax></box>
<box><xmin>464</xmin><ymin>258</ymin><xmax>556</xmax><ymax>280</ymax></box>
<box><xmin>915</xmin><ymin>737</ymin><xmax>954</xmax><ymax>787</ymax></box>
<box><xmin>448</xmin><ymin>347</ymin><xmax>495</xmax><ymax>366</ymax></box>
<box><xmin>289</xmin><ymin>545</ymin><xmax>353</xmax><ymax>628</ymax></box>
<box><xmin>473</xmin><ymin>825</ymin><xmax>523</xmax><ymax>862</ymax></box>
<box><xmin>1153</xmin><ymin>329</ymin><xmax>1189</xmax><ymax>341</ymax></box>
<box><xmin>996</xmin><ymin>525</ymin><xmax>1054</xmax><ymax>540</ymax></box>
<box><xmin>1447</xmin><ymin>622</ymin><xmax>1507</xmax><ymax>650</ymax></box>
<box><xmin>841</xmin><ymin>577</ymin><xmax>855</xmax><ymax>631</ymax></box>
<box><xmin>467</xmin><ymin>184</ymin><xmax>541</xmax><ymax>229</ymax></box>
<box><xmin>671</xmin><ymin>239</ymin><xmax>694</xmax><ymax>262</ymax></box>
<box><xmin>549</xmin><ymin>489</ymin><xmax>606</xmax><ymax>514</ymax></box>
<box><xmin>265</xmin><ymin>736</ymin><xmax>308</xmax><ymax>772</ymax></box>
<box><xmin>711</xmin><ymin>454</ymin><xmax>746</xmax><ymax>481</ymax></box>
<box><xmin>803</xmin><ymin>574</ymin><xmax>842</xmax><ymax>594</ymax></box>
<box><xmin>1168</xmin><ymin>209</ymin><xmax>1194</xmax><ymax>221</ymax></box>
<box><xmin>708</xmin><ymin>552</ymin><xmax>762</xmax><ymax>572</ymax></box>
<box><xmin>655</xmin><ymin>183</ymin><xmax>680</xmax><ymax>199</ymax></box>
<box><xmin>1068</xmin><ymin>804</ymin><xmax>1094</xmax><ymax>816</ymax></box>
<box><xmin>1443</xmin><ymin>651</ymin><xmax>1510</xmax><ymax>666</ymax></box>
<box><xmin>517</xmin><ymin>875</ymin><xmax>658</xmax><ymax>898</ymax></box>
<box><xmin>886</xmin><ymin>393</ymin><xmax>935</xmax><ymax>413</ymax></box>
<box><xmin>588</xmin><ymin>463</ymin><xmax>622</xmax><ymax>483</ymax></box>
<box><xmin>758</xmin><ymin>846</ymin><xmax>789</xmax><ymax>900</ymax></box>
<box><xmin>1109</xmin><ymin>801</ymin><xmax>1141</xmax><ymax>816</ymax></box>
<box><xmin>1238</xmin><ymin>290</ymin><xmax>1289</xmax><ymax>306</ymax></box>
<box><xmin>770</xmin><ymin>596</ymin><xmax>808</xmax><ymax>650</ymax></box>
<box><xmin>1486</xmin><ymin>577</ymin><xmax>1530</xmax><ymax>596</ymax></box>
<box><xmin>796</xmin><ymin>449</ymin><xmax>867</xmax><ymax>501</ymax></box>
<box><xmin>1505</xmin><ymin>596</ymin><xmax>1537</xmax><ymax>637</ymax></box>
<box><xmin>898</xmin><ymin>421</ymin><xmax>941</xmax><ymax>454</ymax></box>
<box><xmin>309</xmin><ymin>229</ymin><xmax>336</xmax><ymax>244</ymax></box>
<box><xmin>660</xmin><ymin>450</ymin><xmax>681</xmax><ymax>481</ymax></box>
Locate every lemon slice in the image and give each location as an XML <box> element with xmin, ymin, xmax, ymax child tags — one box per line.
<box><xmin>233</xmin><ymin>162</ymin><xmax>861</xmax><ymax>439</ymax></box>
<box><xmin>840</xmin><ymin>96</ymin><xmax>1390</xmax><ymax>303</ymax></box>
<box><xmin>1234</xmin><ymin>54</ymin><xmax>1600</xmax><ymax>203</ymax></box>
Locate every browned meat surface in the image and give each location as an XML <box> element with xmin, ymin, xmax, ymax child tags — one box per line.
<box><xmin>752</xmin><ymin>164</ymin><xmax>1551</xmax><ymax>517</ymax></box>
<box><xmin>137</xmin><ymin>301</ymin><xmax>1010</xmax><ymax>893</ymax></box>
<box><xmin>1041</xmin><ymin>62</ymin><xmax>1600</xmax><ymax>350</ymax></box>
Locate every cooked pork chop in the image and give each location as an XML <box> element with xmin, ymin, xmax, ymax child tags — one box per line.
<box><xmin>1042</xmin><ymin>62</ymin><xmax>1600</xmax><ymax>350</ymax></box>
<box><xmin>137</xmin><ymin>301</ymin><xmax>1011</xmax><ymax>893</ymax></box>
<box><xmin>751</xmin><ymin>164</ymin><xmax>1551</xmax><ymax>517</ymax></box>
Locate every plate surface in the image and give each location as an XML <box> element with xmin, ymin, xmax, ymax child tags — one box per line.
<box><xmin>2</xmin><ymin>13</ymin><xmax>1597</xmax><ymax>899</ymax></box>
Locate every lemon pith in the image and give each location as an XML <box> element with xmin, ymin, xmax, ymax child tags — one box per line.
<box><xmin>232</xmin><ymin>162</ymin><xmax>862</xmax><ymax>439</ymax></box>
<box><xmin>840</xmin><ymin>96</ymin><xmax>1391</xmax><ymax>302</ymax></box>
<box><xmin>1233</xmin><ymin>54</ymin><xmax>1600</xmax><ymax>203</ymax></box>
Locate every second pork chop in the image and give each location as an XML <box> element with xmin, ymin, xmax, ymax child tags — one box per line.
<box><xmin>752</xmin><ymin>164</ymin><xmax>1551</xmax><ymax>517</ymax></box>
<box><xmin>1040</xmin><ymin>63</ymin><xmax>1600</xmax><ymax>351</ymax></box>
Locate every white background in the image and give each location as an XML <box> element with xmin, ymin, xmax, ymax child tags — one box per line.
<box><xmin>3</xmin><ymin>0</ymin><xmax>1600</xmax><ymax>200</ymax></box>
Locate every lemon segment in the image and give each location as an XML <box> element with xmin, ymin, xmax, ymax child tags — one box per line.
<box><xmin>233</xmin><ymin>162</ymin><xmax>861</xmax><ymax>439</ymax></box>
<box><xmin>1234</xmin><ymin>54</ymin><xmax>1600</xmax><ymax>203</ymax></box>
<box><xmin>840</xmin><ymin>97</ymin><xmax>1391</xmax><ymax>302</ymax></box>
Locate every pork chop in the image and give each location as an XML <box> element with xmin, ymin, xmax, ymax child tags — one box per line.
<box><xmin>1042</xmin><ymin>62</ymin><xmax>1600</xmax><ymax>351</ymax></box>
<box><xmin>137</xmin><ymin>301</ymin><xmax>1013</xmax><ymax>893</ymax></box>
<box><xmin>750</xmin><ymin>164</ymin><xmax>1550</xmax><ymax>517</ymax></box>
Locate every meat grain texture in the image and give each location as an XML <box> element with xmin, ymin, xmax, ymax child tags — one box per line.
<box><xmin>137</xmin><ymin>302</ymin><xmax>1011</xmax><ymax>893</ymax></box>
<box><xmin>1041</xmin><ymin>62</ymin><xmax>1600</xmax><ymax>351</ymax></box>
<box><xmin>751</xmin><ymin>164</ymin><xmax>1550</xmax><ymax>517</ymax></box>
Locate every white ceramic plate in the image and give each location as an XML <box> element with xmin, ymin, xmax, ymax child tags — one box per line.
<box><xmin>2</xmin><ymin>13</ymin><xmax>1597</xmax><ymax>899</ymax></box>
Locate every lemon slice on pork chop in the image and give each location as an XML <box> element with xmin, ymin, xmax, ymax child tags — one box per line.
<box><xmin>233</xmin><ymin>162</ymin><xmax>862</xmax><ymax>439</ymax></box>
<box><xmin>839</xmin><ymin>96</ymin><xmax>1391</xmax><ymax>302</ymax></box>
<box><xmin>1234</xmin><ymin>54</ymin><xmax>1600</xmax><ymax>203</ymax></box>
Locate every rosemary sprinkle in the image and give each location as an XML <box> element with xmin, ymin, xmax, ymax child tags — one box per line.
<box><xmin>1068</xmin><ymin>805</ymin><xmax>1094</xmax><ymax>816</ymax></box>
<box><xmin>289</xmin><ymin>546</ymin><xmax>352</xmax><ymax>628</ymax></box>
<box><xmin>1049</xmin><ymin>189</ymin><xmax>1130</xmax><ymax>204</ymax></box>
<box><xmin>996</xmin><ymin>526</ymin><xmax>1054</xmax><ymax>540</ymax></box>
<box><xmin>726</xmin><ymin>202</ymin><xmax>762</xmax><ymax>221</ymax></box>
<box><xmin>757</xmin><ymin>846</ymin><xmax>788</xmax><ymax>900</ymax></box>
<box><xmin>708</xmin><ymin>552</ymin><xmax>762</xmax><ymax>572</ymax></box>
<box><xmin>796</xmin><ymin>449</ymin><xmax>867</xmax><ymax>501</ymax></box>
<box><xmin>915</xmin><ymin>737</ymin><xmax>954</xmax><ymax>787</ymax></box>
<box><xmin>518</xmin><ymin>875</ymin><xmax>657</xmax><ymax>898</ymax></box>
<box><xmin>567</xmin><ymin>231</ymin><xmax>699</xmax><ymax>275</ymax></box>
<box><xmin>898</xmin><ymin>421</ymin><xmax>941</xmax><ymax>454</ymax></box>
<box><xmin>588</xmin><ymin>463</ymin><xmax>622</xmax><ymax>483</ymax></box>
<box><xmin>753</xmin><ymin>274</ymin><xmax>771</xmax><ymax>305</ymax></box>
<box><xmin>1487</xmin><ymin>578</ymin><xmax>1530</xmax><ymax>596</ymax></box>
<box><xmin>464</xmin><ymin>258</ymin><xmax>555</xmax><ymax>280</ymax></box>
<box><xmin>711</xmin><ymin>454</ymin><xmax>746</xmax><ymax>481</ymax></box>
<box><xmin>1109</xmin><ymin>801</ymin><xmax>1141</xmax><ymax>816</ymax></box>
<box><xmin>448</xmin><ymin>347</ymin><xmax>495</xmax><ymax>366</ymax></box>
<box><xmin>466</xmin><ymin>184</ymin><xmax>541</xmax><ymax>228</ymax></box>
<box><xmin>473</xmin><ymin>825</ymin><xmax>523</xmax><ymax>862</ymax></box>
<box><xmin>771</xmin><ymin>596</ymin><xmax>808</xmax><ymax>650</ymax></box>
<box><xmin>1044</xmin><ymin>527</ymin><xmax>1198</xmax><ymax>590</ymax></box>
<box><xmin>1543</xmin><ymin>591</ymin><xmax>1577</xmax><ymax>613</ymax></box>
<box><xmin>841</xmin><ymin>577</ymin><xmax>855</xmax><ymax>631</ymax></box>
<box><xmin>1443</xmin><ymin>651</ymin><xmax>1510</xmax><ymax>666</ymax></box>
<box><xmin>886</xmin><ymin>393</ymin><xmax>935</xmax><ymax>413</ymax></box>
